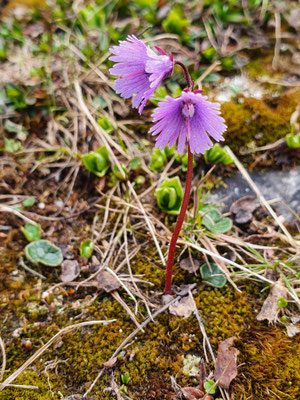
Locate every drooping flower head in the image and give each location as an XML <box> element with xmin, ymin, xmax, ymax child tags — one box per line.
<box><xmin>109</xmin><ymin>35</ymin><xmax>173</xmax><ymax>114</ymax></box>
<box><xmin>150</xmin><ymin>90</ymin><xmax>227</xmax><ymax>154</ymax></box>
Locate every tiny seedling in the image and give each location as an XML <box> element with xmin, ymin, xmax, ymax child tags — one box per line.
<box><xmin>204</xmin><ymin>380</ymin><xmax>217</xmax><ymax>394</ymax></box>
<box><xmin>81</xmin><ymin>146</ymin><xmax>110</xmax><ymax>177</ymax></box>
<box><xmin>21</xmin><ymin>223</ymin><xmax>41</xmax><ymax>242</ymax></box>
<box><xmin>80</xmin><ymin>240</ymin><xmax>94</xmax><ymax>259</ymax></box>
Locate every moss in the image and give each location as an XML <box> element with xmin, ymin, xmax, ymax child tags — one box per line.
<box><xmin>1</xmin><ymin>246</ymin><xmax>300</xmax><ymax>400</ymax></box>
<box><xmin>221</xmin><ymin>90</ymin><xmax>300</xmax><ymax>153</ymax></box>
<box><xmin>234</xmin><ymin>327</ymin><xmax>300</xmax><ymax>399</ymax></box>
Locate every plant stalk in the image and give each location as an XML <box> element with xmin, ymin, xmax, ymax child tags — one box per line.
<box><xmin>164</xmin><ymin>146</ymin><xmax>194</xmax><ymax>294</ymax></box>
<box><xmin>174</xmin><ymin>61</ymin><xmax>194</xmax><ymax>91</ymax></box>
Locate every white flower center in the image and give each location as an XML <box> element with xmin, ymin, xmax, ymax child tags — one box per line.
<box><xmin>182</xmin><ymin>101</ymin><xmax>195</xmax><ymax>119</ymax></box>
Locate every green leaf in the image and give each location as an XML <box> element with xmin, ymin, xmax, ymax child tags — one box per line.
<box><xmin>199</xmin><ymin>207</ymin><xmax>232</xmax><ymax>233</ymax></box>
<box><xmin>4</xmin><ymin>120</ymin><xmax>28</xmax><ymax>137</ymax></box>
<box><xmin>23</xmin><ymin>197</ymin><xmax>35</xmax><ymax>207</ymax></box>
<box><xmin>149</xmin><ymin>148</ymin><xmax>167</xmax><ymax>171</ymax></box>
<box><xmin>25</xmin><ymin>240</ymin><xmax>63</xmax><ymax>266</ymax></box>
<box><xmin>4</xmin><ymin>138</ymin><xmax>21</xmax><ymax>153</ymax></box>
<box><xmin>156</xmin><ymin>177</ymin><xmax>183</xmax><ymax>215</ymax></box>
<box><xmin>204</xmin><ymin>380</ymin><xmax>217</xmax><ymax>394</ymax></box>
<box><xmin>286</xmin><ymin>133</ymin><xmax>300</xmax><ymax>149</ymax></box>
<box><xmin>164</xmin><ymin>144</ymin><xmax>177</xmax><ymax>158</ymax></box>
<box><xmin>6</xmin><ymin>83</ymin><xmax>22</xmax><ymax>98</ymax></box>
<box><xmin>202</xmin><ymin>47</ymin><xmax>216</xmax><ymax>62</ymax></box>
<box><xmin>121</xmin><ymin>372</ymin><xmax>130</xmax><ymax>385</ymax></box>
<box><xmin>204</xmin><ymin>144</ymin><xmax>233</xmax><ymax>165</ymax></box>
<box><xmin>80</xmin><ymin>240</ymin><xmax>94</xmax><ymax>259</ymax></box>
<box><xmin>81</xmin><ymin>146</ymin><xmax>110</xmax><ymax>177</ymax></box>
<box><xmin>0</xmin><ymin>37</ymin><xmax>7</xmax><ymax>59</ymax></box>
<box><xmin>21</xmin><ymin>223</ymin><xmax>41</xmax><ymax>242</ymax></box>
<box><xmin>202</xmin><ymin>72</ymin><xmax>221</xmax><ymax>83</ymax></box>
<box><xmin>200</xmin><ymin>263</ymin><xmax>227</xmax><ymax>288</ymax></box>
<box><xmin>162</xmin><ymin>8</ymin><xmax>189</xmax><ymax>35</ymax></box>
<box><xmin>181</xmin><ymin>153</ymin><xmax>196</xmax><ymax>172</ymax></box>
<box><xmin>112</xmin><ymin>163</ymin><xmax>128</xmax><ymax>180</ymax></box>
<box><xmin>130</xmin><ymin>157</ymin><xmax>142</xmax><ymax>170</ymax></box>
<box><xmin>277</xmin><ymin>297</ymin><xmax>288</xmax><ymax>309</ymax></box>
<box><xmin>97</xmin><ymin>116</ymin><xmax>113</xmax><ymax>134</ymax></box>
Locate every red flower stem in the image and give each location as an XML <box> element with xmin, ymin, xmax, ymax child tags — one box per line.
<box><xmin>164</xmin><ymin>146</ymin><xmax>194</xmax><ymax>294</ymax></box>
<box><xmin>174</xmin><ymin>61</ymin><xmax>194</xmax><ymax>91</ymax></box>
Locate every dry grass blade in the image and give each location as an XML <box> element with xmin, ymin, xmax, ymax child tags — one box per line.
<box><xmin>4</xmin><ymin>384</ymin><xmax>38</xmax><ymax>390</ymax></box>
<box><xmin>272</xmin><ymin>11</ymin><xmax>281</xmax><ymax>70</ymax></box>
<box><xmin>74</xmin><ymin>81</ymin><xmax>127</xmax><ymax>179</ymax></box>
<box><xmin>225</xmin><ymin>146</ymin><xmax>298</xmax><ymax>247</ymax></box>
<box><xmin>0</xmin><ymin>320</ymin><xmax>115</xmax><ymax>391</ymax></box>
<box><xmin>111</xmin><ymin>291</ymin><xmax>144</xmax><ymax>332</ymax></box>
<box><xmin>178</xmin><ymin>239</ymin><xmax>275</xmax><ymax>285</ymax></box>
<box><xmin>188</xmin><ymin>290</ymin><xmax>215</xmax><ymax>364</ymax></box>
<box><xmin>0</xmin><ymin>205</ymin><xmax>37</xmax><ymax>225</ymax></box>
<box><xmin>195</xmin><ymin>61</ymin><xmax>221</xmax><ymax>89</ymax></box>
<box><xmin>199</xmin><ymin>235</ymin><xmax>241</xmax><ymax>293</ymax></box>
<box><xmin>0</xmin><ymin>337</ymin><xmax>6</xmax><ymax>382</ymax></box>
<box><xmin>19</xmin><ymin>257</ymin><xmax>46</xmax><ymax>280</ymax></box>
<box><xmin>128</xmin><ymin>181</ymin><xmax>166</xmax><ymax>266</ymax></box>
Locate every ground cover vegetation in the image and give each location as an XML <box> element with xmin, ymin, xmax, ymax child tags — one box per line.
<box><xmin>0</xmin><ymin>1</ymin><xmax>299</xmax><ymax>399</ymax></box>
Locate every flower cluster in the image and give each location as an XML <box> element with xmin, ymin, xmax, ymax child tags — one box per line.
<box><xmin>109</xmin><ymin>35</ymin><xmax>226</xmax><ymax>154</ymax></box>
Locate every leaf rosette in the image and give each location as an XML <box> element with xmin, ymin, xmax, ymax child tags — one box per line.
<box><xmin>204</xmin><ymin>144</ymin><xmax>233</xmax><ymax>165</ymax></box>
<box><xmin>156</xmin><ymin>176</ymin><xmax>183</xmax><ymax>215</ymax></box>
<box><xmin>81</xmin><ymin>146</ymin><xmax>110</xmax><ymax>177</ymax></box>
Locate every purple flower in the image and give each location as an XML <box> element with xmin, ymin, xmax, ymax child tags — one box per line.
<box><xmin>109</xmin><ymin>35</ymin><xmax>173</xmax><ymax>114</ymax></box>
<box><xmin>150</xmin><ymin>91</ymin><xmax>227</xmax><ymax>154</ymax></box>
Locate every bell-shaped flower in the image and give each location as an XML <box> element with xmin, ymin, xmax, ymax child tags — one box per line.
<box><xmin>109</xmin><ymin>35</ymin><xmax>173</xmax><ymax>114</ymax></box>
<box><xmin>150</xmin><ymin>90</ymin><xmax>227</xmax><ymax>154</ymax></box>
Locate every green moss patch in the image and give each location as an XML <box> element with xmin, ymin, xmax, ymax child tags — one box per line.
<box><xmin>221</xmin><ymin>90</ymin><xmax>300</xmax><ymax>153</ymax></box>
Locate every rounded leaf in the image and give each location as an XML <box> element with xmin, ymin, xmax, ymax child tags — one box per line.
<box><xmin>25</xmin><ymin>240</ymin><xmax>63</xmax><ymax>266</ymax></box>
<box><xmin>200</xmin><ymin>263</ymin><xmax>227</xmax><ymax>288</ymax></box>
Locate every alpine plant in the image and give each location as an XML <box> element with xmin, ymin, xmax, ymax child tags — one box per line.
<box><xmin>109</xmin><ymin>35</ymin><xmax>226</xmax><ymax>294</ymax></box>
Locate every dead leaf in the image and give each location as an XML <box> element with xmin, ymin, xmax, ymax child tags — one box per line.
<box><xmin>230</xmin><ymin>196</ymin><xmax>258</xmax><ymax>224</ymax></box>
<box><xmin>181</xmin><ymin>387</ymin><xmax>204</xmax><ymax>400</ymax></box>
<box><xmin>169</xmin><ymin>295</ymin><xmax>194</xmax><ymax>318</ymax></box>
<box><xmin>286</xmin><ymin>9</ymin><xmax>300</xmax><ymax>30</ymax></box>
<box><xmin>180</xmin><ymin>258</ymin><xmax>200</xmax><ymax>274</ymax></box>
<box><xmin>286</xmin><ymin>324</ymin><xmax>300</xmax><ymax>337</ymax></box>
<box><xmin>96</xmin><ymin>270</ymin><xmax>120</xmax><ymax>292</ymax></box>
<box><xmin>60</xmin><ymin>260</ymin><xmax>80</xmax><ymax>282</ymax></box>
<box><xmin>214</xmin><ymin>337</ymin><xmax>238</xmax><ymax>390</ymax></box>
<box><xmin>23</xmin><ymin>23</ymin><xmax>44</xmax><ymax>37</ymax></box>
<box><xmin>103</xmin><ymin>357</ymin><xmax>118</xmax><ymax>368</ymax></box>
<box><xmin>174</xmin><ymin>284</ymin><xmax>196</xmax><ymax>297</ymax></box>
<box><xmin>198</xmin><ymin>359</ymin><xmax>206</xmax><ymax>391</ymax></box>
<box><xmin>257</xmin><ymin>278</ymin><xmax>289</xmax><ymax>323</ymax></box>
